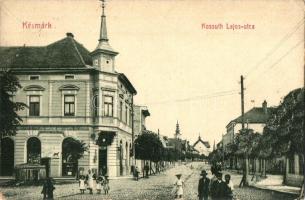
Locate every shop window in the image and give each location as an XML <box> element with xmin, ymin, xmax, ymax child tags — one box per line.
<box><xmin>27</xmin><ymin>137</ymin><xmax>41</xmax><ymax>164</ymax></box>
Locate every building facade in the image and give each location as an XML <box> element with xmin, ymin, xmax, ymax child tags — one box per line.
<box><xmin>133</xmin><ymin>105</ymin><xmax>150</xmax><ymax>137</ymax></box>
<box><xmin>0</xmin><ymin>2</ymin><xmax>136</xmax><ymax>178</ymax></box>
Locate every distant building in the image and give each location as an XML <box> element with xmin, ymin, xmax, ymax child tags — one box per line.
<box><xmin>222</xmin><ymin>101</ymin><xmax>283</xmax><ymax>173</ymax></box>
<box><xmin>193</xmin><ymin>136</ymin><xmax>210</xmax><ymax>157</ymax></box>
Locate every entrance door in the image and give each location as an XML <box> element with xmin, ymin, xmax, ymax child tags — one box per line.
<box><xmin>98</xmin><ymin>146</ymin><xmax>107</xmax><ymax>175</ymax></box>
<box><xmin>41</xmin><ymin>157</ymin><xmax>51</xmax><ymax>178</ymax></box>
<box><xmin>0</xmin><ymin>138</ymin><xmax>14</xmax><ymax>176</ymax></box>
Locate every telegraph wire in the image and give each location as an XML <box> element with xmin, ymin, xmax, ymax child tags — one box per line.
<box><xmin>244</xmin><ymin>16</ymin><xmax>304</xmax><ymax>79</ymax></box>
<box><xmin>143</xmin><ymin>90</ymin><xmax>239</xmax><ymax>105</ymax></box>
<box><xmin>246</xmin><ymin>38</ymin><xmax>304</xmax><ymax>88</ymax></box>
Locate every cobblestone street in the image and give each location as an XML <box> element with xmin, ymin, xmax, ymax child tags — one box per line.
<box><xmin>0</xmin><ymin>162</ymin><xmax>299</xmax><ymax>200</ymax></box>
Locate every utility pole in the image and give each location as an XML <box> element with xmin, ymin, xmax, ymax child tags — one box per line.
<box><xmin>241</xmin><ymin>75</ymin><xmax>245</xmax><ymax>129</ymax></box>
<box><xmin>239</xmin><ymin>75</ymin><xmax>249</xmax><ymax>187</ymax></box>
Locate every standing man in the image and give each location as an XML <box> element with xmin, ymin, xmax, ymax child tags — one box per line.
<box><xmin>210</xmin><ymin>172</ymin><xmax>227</xmax><ymax>200</ymax></box>
<box><xmin>144</xmin><ymin>162</ymin><xmax>150</xmax><ymax>178</ymax></box>
<box><xmin>198</xmin><ymin>170</ymin><xmax>210</xmax><ymax>200</ymax></box>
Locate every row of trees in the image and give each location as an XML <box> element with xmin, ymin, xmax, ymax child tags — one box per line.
<box><xmin>134</xmin><ymin>132</ymin><xmax>202</xmax><ymax>169</ymax></box>
<box><xmin>209</xmin><ymin>88</ymin><xmax>304</xmax><ymax>185</ymax></box>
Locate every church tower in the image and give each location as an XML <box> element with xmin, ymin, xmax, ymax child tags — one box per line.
<box><xmin>175</xmin><ymin>121</ymin><xmax>181</xmax><ymax>139</ymax></box>
<box><xmin>91</xmin><ymin>0</ymin><xmax>118</xmax><ymax>72</ymax></box>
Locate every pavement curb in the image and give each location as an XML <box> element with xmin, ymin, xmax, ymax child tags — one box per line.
<box><xmin>249</xmin><ymin>184</ymin><xmax>300</xmax><ymax>196</ymax></box>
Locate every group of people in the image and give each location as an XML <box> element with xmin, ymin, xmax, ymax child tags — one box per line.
<box><xmin>173</xmin><ymin>164</ymin><xmax>234</xmax><ymax>200</ymax></box>
<box><xmin>133</xmin><ymin>162</ymin><xmax>151</xmax><ymax>180</ymax></box>
<box><xmin>198</xmin><ymin>165</ymin><xmax>234</xmax><ymax>200</ymax></box>
<box><xmin>41</xmin><ymin>169</ymin><xmax>110</xmax><ymax>199</ymax></box>
<box><xmin>79</xmin><ymin>169</ymin><xmax>110</xmax><ymax>195</ymax></box>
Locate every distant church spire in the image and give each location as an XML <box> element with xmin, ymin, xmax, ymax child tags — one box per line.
<box><xmin>213</xmin><ymin>140</ymin><xmax>216</xmax><ymax>151</ymax></box>
<box><xmin>99</xmin><ymin>0</ymin><xmax>108</xmax><ymax>42</ymax></box>
<box><xmin>175</xmin><ymin>121</ymin><xmax>181</xmax><ymax>139</ymax></box>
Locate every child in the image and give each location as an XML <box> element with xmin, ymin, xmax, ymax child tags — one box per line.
<box><xmin>79</xmin><ymin>175</ymin><xmax>86</xmax><ymax>194</ymax></box>
<box><xmin>175</xmin><ymin>174</ymin><xmax>184</xmax><ymax>199</ymax></box>
<box><xmin>103</xmin><ymin>175</ymin><xmax>110</xmax><ymax>195</ymax></box>
<box><xmin>96</xmin><ymin>176</ymin><xmax>103</xmax><ymax>194</ymax></box>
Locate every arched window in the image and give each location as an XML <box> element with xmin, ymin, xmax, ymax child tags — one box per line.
<box><xmin>27</xmin><ymin>137</ymin><xmax>41</xmax><ymax>164</ymax></box>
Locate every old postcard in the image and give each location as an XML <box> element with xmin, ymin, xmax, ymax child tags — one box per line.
<box><xmin>0</xmin><ymin>0</ymin><xmax>304</xmax><ymax>199</ymax></box>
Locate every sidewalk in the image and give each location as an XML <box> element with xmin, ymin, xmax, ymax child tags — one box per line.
<box><xmin>249</xmin><ymin>174</ymin><xmax>301</xmax><ymax>195</ymax></box>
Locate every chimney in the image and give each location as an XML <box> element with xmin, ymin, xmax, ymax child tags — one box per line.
<box><xmin>262</xmin><ymin>100</ymin><xmax>267</xmax><ymax>114</ymax></box>
<box><xmin>66</xmin><ymin>32</ymin><xmax>74</xmax><ymax>38</ymax></box>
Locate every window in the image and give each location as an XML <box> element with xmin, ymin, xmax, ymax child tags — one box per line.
<box><xmin>94</xmin><ymin>95</ymin><xmax>98</xmax><ymax>117</ymax></box>
<box><xmin>125</xmin><ymin>105</ymin><xmax>128</xmax><ymax>123</ymax></box>
<box><xmin>65</xmin><ymin>75</ymin><xmax>75</xmax><ymax>80</ymax></box>
<box><xmin>119</xmin><ymin>101</ymin><xmax>123</xmax><ymax>120</ymax></box>
<box><xmin>29</xmin><ymin>75</ymin><xmax>39</xmax><ymax>80</ymax></box>
<box><xmin>104</xmin><ymin>96</ymin><xmax>113</xmax><ymax>117</ymax></box>
<box><xmin>129</xmin><ymin>108</ymin><xmax>132</xmax><ymax>126</ymax></box>
<box><xmin>64</xmin><ymin>95</ymin><xmax>75</xmax><ymax>116</ymax></box>
<box><xmin>29</xmin><ymin>96</ymin><xmax>40</xmax><ymax>116</ymax></box>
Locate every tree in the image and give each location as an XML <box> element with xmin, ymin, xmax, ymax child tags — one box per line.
<box><xmin>0</xmin><ymin>70</ymin><xmax>27</xmax><ymax>174</ymax></box>
<box><xmin>62</xmin><ymin>138</ymin><xmax>88</xmax><ymax>161</ymax></box>
<box><xmin>235</xmin><ymin>128</ymin><xmax>260</xmax><ymax>186</ymax></box>
<box><xmin>135</xmin><ymin>132</ymin><xmax>164</xmax><ymax>162</ymax></box>
<box><xmin>258</xmin><ymin>88</ymin><xmax>304</xmax><ymax>182</ymax></box>
<box><xmin>0</xmin><ymin>70</ymin><xmax>27</xmax><ymax>137</ymax></box>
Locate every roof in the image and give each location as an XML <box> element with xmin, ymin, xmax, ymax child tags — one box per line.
<box><xmin>0</xmin><ymin>33</ymin><xmax>93</xmax><ymax>71</ymax></box>
<box><xmin>193</xmin><ymin>136</ymin><xmax>210</xmax><ymax>148</ymax></box>
<box><xmin>118</xmin><ymin>73</ymin><xmax>137</xmax><ymax>95</ymax></box>
<box><xmin>227</xmin><ymin>107</ymin><xmax>275</xmax><ymax>128</ymax></box>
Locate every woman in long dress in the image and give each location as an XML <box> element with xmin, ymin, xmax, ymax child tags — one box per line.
<box><xmin>86</xmin><ymin>169</ymin><xmax>94</xmax><ymax>194</ymax></box>
<box><xmin>175</xmin><ymin>174</ymin><xmax>184</xmax><ymax>199</ymax></box>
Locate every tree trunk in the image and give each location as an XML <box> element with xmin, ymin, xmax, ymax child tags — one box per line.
<box><xmin>0</xmin><ymin>138</ymin><xmax>2</xmax><ymax>176</ymax></box>
<box><xmin>244</xmin><ymin>155</ymin><xmax>249</xmax><ymax>186</ymax></box>
<box><xmin>262</xmin><ymin>158</ymin><xmax>266</xmax><ymax>178</ymax></box>
<box><xmin>283</xmin><ymin>156</ymin><xmax>289</xmax><ymax>185</ymax></box>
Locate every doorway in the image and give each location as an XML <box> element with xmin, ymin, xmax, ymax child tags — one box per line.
<box><xmin>0</xmin><ymin>137</ymin><xmax>14</xmax><ymax>176</ymax></box>
<box><xmin>98</xmin><ymin>146</ymin><xmax>107</xmax><ymax>175</ymax></box>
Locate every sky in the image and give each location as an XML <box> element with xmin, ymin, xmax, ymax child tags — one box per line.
<box><xmin>0</xmin><ymin>0</ymin><xmax>304</xmax><ymax>146</ymax></box>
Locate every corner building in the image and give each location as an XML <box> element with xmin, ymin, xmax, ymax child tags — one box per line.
<box><xmin>0</xmin><ymin>3</ymin><xmax>136</xmax><ymax>178</ymax></box>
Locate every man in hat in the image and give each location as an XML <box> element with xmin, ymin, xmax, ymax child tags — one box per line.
<box><xmin>210</xmin><ymin>172</ymin><xmax>227</xmax><ymax>200</ymax></box>
<box><xmin>198</xmin><ymin>170</ymin><xmax>210</xmax><ymax>200</ymax></box>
